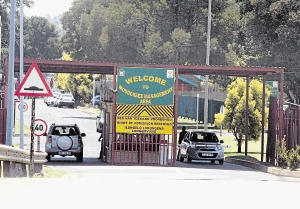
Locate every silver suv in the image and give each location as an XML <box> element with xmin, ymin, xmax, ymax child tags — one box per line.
<box><xmin>178</xmin><ymin>130</ymin><xmax>224</xmax><ymax>164</ymax></box>
<box><xmin>45</xmin><ymin>123</ymin><xmax>86</xmax><ymax>162</ymax></box>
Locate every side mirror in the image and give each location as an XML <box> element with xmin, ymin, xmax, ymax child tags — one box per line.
<box><xmin>81</xmin><ymin>133</ymin><xmax>86</xmax><ymax>137</ymax></box>
<box><xmin>220</xmin><ymin>140</ymin><xmax>224</xmax><ymax>143</ymax></box>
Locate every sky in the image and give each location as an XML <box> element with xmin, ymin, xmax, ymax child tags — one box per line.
<box><xmin>23</xmin><ymin>0</ymin><xmax>73</xmax><ymax>17</ymax></box>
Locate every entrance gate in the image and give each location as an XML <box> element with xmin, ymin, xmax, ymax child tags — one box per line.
<box><xmin>111</xmin><ymin>133</ymin><xmax>173</xmax><ymax>165</ymax></box>
<box><xmin>100</xmin><ymin>66</ymin><xmax>176</xmax><ymax>165</ymax></box>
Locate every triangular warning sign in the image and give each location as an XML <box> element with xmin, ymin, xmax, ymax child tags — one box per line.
<box><xmin>15</xmin><ymin>62</ymin><xmax>53</xmax><ymax>97</ymax></box>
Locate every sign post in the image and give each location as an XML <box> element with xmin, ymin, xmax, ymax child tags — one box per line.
<box><xmin>14</xmin><ymin>62</ymin><xmax>52</xmax><ymax>177</ymax></box>
<box><xmin>29</xmin><ymin>97</ymin><xmax>35</xmax><ymax>176</ymax></box>
<box><xmin>34</xmin><ymin>118</ymin><xmax>48</xmax><ymax>152</ymax></box>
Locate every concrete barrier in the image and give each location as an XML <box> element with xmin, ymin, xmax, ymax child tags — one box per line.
<box><xmin>0</xmin><ymin>144</ymin><xmax>47</xmax><ymax>177</ymax></box>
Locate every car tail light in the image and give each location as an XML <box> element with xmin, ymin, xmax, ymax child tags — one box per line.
<box><xmin>47</xmin><ymin>136</ymin><xmax>52</xmax><ymax>143</ymax></box>
<box><xmin>78</xmin><ymin>136</ymin><xmax>82</xmax><ymax>144</ymax></box>
<box><xmin>60</xmin><ymin>98</ymin><xmax>63</xmax><ymax>100</ymax></box>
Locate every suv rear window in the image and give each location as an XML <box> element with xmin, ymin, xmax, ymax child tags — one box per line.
<box><xmin>51</xmin><ymin>126</ymin><xmax>79</xmax><ymax>135</ymax></box>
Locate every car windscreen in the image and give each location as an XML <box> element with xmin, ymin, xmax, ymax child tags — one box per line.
<box><xmin>190</xmin><ymin>132</ymin><xmax>219</xmax><ymax>143</ymax></box>
<box><xmin>62</xmin><ymin>94</ymin><xmax>73</xmax><ymax>98</ymax></box>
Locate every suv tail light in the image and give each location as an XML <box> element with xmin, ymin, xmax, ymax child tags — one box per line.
<box><xmin>47</xmin><ymin>136</ymin><xmax>52</xmax><ymax>143</ymax></box>
<box><xmin>78</xmin><ymin>136</ymin><xmax>82</xmax><ymax>144</ymax></box>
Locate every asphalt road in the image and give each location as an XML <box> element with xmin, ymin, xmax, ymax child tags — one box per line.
<box><xmin>0</xmin><ymin>177</ymin><xmax>299</xmax><ymax>209</ymax></box>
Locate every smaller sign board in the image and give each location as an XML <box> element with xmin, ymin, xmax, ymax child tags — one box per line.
<box><xmin>34</xmin><ymin>119</ymin><xmax>48</xmax><ymax>136</ymax></box>
<box><xmin>15</xmin><ymin>62</ymin><xmax>53</xmax><ymax>97</ymax></box>
<box><xmin>18</xmin><ymin>102</ymin><xmax>28</xmax><ymax>112</ymax></box>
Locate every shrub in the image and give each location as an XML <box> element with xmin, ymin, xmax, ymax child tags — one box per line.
<box><xmin>276</xmin><ymin>140</ymin><xmax>288</xmax><ymax>169</ymax></box>
<box><xmin>287</xmin><ymin>149</ymin><xmax>299</xmax><ymax>170</ymax></box>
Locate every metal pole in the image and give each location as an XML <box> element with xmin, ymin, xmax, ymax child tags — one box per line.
<box><xmin>261</xmin><ymin>75</ymin><xmax>266</xmax><ymax>162</ymax></box>
<box><xmin>93</xmin><ymin>75</ymin><xmax>95</xmax><ymax>108</ymax></box>
<box><xmin>196</xmin><ymin>93</ymin><xmax>199</xmax><ymax>129</ymax></box>
<box><xmin>29</xmin><ymin>97</ymin><xmax>35</xmax><ymax>177</ymax></box>
<box><xmin>220</xmin><ymin>105</ymin><xmax>224</xmax><ymax>136</ymax></box>
<box><xmin>6</xmin><ymin>0</ymin><xmax>16</xmax><ymax>146</ymax></box>
<box><xmin>0</xmin><ymin>16</ymin><xmax>2</xmax><ymax>72</ymax></box>
<box><xmin>20</xmin><ymin>0</ymin><xmax>24</xmax><ymax>149</ymax></box>
<box><xmin>37</xmin><ymin>136</ymin><xmax>40</xmax><ymax>152</ymax></box>
<box><xmin>245</xmin><ymin>77</ymin><xmax>249</xmax><ymax>156</ymax></box>
<box><xmin>204</xmin><ymin>0</ymin><xmax>212</xmax><ymax>131</ymax></box>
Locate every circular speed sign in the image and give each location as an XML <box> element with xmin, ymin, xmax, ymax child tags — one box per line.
<box><xmin>18</xmin><ymin>102</ymin><xmax>28</xmax><ymax>112</ymax></box>
<box><xmin>34</xmin><ymin>119</ymin><xmax>48</xmax><ymax>136</ymax></box>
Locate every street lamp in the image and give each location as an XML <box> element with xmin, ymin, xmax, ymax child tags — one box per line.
<box><xmin>92</xmin><ymin>74</ymin><xmax>96</xmax><ymax>108</ymax></box>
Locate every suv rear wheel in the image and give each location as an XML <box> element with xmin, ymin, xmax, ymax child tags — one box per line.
<box><xmin>46</xmin><ymin>154</ymin><xmax>51</xmax><ymax>161</ymax></box>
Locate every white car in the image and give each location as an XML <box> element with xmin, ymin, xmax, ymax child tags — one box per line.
<box><xmin>45</xmin><ymin>92</ymin><xmax>59</xmax><ymax>106</ymax></box>
<box><xmin>179</xmin><ymin>130</ymin><xmax>225</xmax><ymax>164</ymax></box>
<box><xmin>56</xmin><ymin>93</ymin><xmax>75</xmax><ymax>108</ymax></box>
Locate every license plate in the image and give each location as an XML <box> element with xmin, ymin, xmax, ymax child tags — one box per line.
<box><xmin>202</xmin><ymin>153</ymin><xmax>213</xmax><ymax>157</ymax></box>
<box><xmin>59</xmin><ymin>151</ymin><xmax>71</xmax><ymax>155</ymax></box>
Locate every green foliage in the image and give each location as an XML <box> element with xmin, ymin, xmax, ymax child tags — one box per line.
<box><xmin>22</xmin><ymin>16</ymin><xmax>62</xmax><ymax>59</ymax></box>
<box><xmin>287</xmin><ymin>148</ymin><xmax>300</xmax><ymax>171</ymax></box>
<box><xmin>0</xmin><ymin>0</ymin><xmax>34</xmax><ymax>72</ymax></box>
<box><xmin>222</xmin><ymin>78</ymin><xmax>269</xmax><ymax>152</ymax></box>
<box><xmin>60</xmin><ymin>0</ymin><xmax>233</xmax><ymax>65</ymax></box>
<box><xmin>276</xmin><ymin>140</ymin><xmax>288</xmax><ymax>169</ymax></box>
<box><xmin>214</xmin><ymin>113</ymin><xmax>224</xmax><ymax>128</ymax></box>
<box><xmin>55</xmin><ymin>73</ymin><xmax>93</xmax><ymax>105</ymax></box>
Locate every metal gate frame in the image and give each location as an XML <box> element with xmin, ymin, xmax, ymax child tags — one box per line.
<box><xmin>109</xmin><ymin>65</ymin><xmax>178</xmax><ymax>166</ymax></box>
<box><xmin>0</xmin><ymin>108</ymin><xmax>6</xmax><ymax>144</ymax></box>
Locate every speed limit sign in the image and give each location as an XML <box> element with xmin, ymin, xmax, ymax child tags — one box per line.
<box><xmin>34</xmin><ymin>119</ymin><xmax>48</xmax><ymax>136</ymax></box>
<box><xmin>18</xmin><ymin>102</ymin><xmax>28</xmax><ymax>112</ymax></box>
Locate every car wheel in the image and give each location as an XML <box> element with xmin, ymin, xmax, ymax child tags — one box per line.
<box><xmin>211</xmin><ymin>160</ymin><xmax>215</xmax><ymax>164</ymax></box>
<box><xmin>76</xmin><ymin>153</ymin><xmax>83</xmax><ymax>162</ymax></box>
<box><xmin>46</xmin><ymin>154</ymin><xmax>51</xmax><ymax>161</ymax></box>
<box><xmin>187</xmin><ymin>153</ymin><xmax>192</xmax><ymax>163</ymax></box>
<box><xmin>179</xmin><ymin>156</ymin><xmax>184</xmax><ymax>162</ymax></box>
<box><xmin>219</xmin><ymin>159</ymin><xmax>224</xmax><ymax>165</ymax></box>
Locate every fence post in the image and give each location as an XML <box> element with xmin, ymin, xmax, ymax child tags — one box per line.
<box><xmin>3</xmin><ymin>161</ymin><xmax>12</xmax><ymax>177</ymax></box>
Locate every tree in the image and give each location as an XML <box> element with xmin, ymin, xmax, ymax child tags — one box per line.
<box><xmin>60</xmin><ymin>0</ymin><xmax>232</xmax><ymax>65</ymax></box>
<box><xmin>20</xmin><ymin>16</ymin><xmax>62</xmax><ymax>59</ymax></box>
<box><xmin>55</xmin><ymin>53</ymin><xmax>94</xmax><ymax>105</ymax></box>
<box><xmin>221</xmin><ymin>78</ymin><xmax>270</xmax><ymax>153</ymax></box>
<box><xmin>0</xmin><ymin>0</ymin><xmax>34</xmax><ymax>72</ymax></box>
<box><xmin>239</xmin><ymin>0</ymin><xmax>300</xmax><ymax>103</ymax></box>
